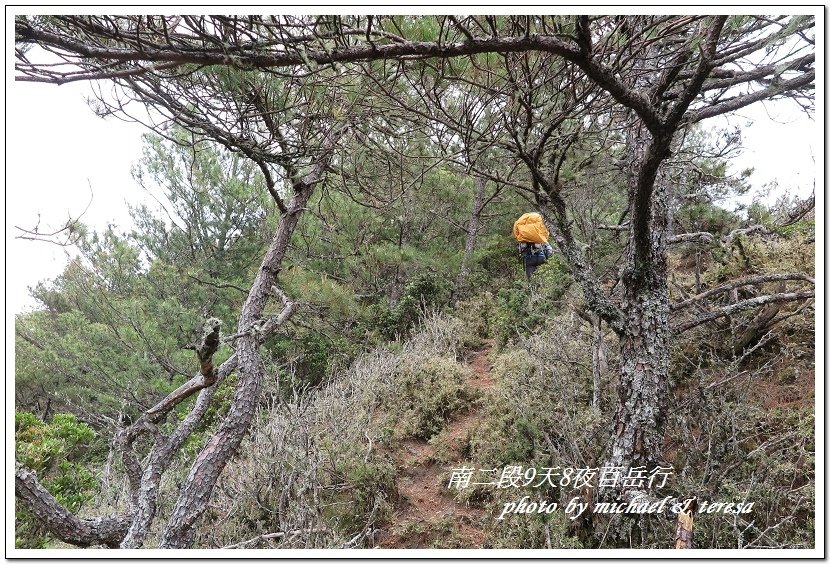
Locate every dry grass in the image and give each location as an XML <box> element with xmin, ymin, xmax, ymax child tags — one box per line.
<box><xmin>203</xmin><ymin>308</ymin><xmax>478</xmax><ymax>549</ymax></box>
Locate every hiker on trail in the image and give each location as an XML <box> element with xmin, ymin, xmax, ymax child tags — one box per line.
<box><xmin>513</xmin><ymin>212</ymin><xmax>554</xmax><ymax>281</ymax></box>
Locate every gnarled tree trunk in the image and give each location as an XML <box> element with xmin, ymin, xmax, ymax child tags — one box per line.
<box><xmin>15</xmin><ymin>465</ymin><xmax>130</xmax><ymax>548</ymax></box>
<box><xmin>159</xmin><ymin>129</ymin><xmax>343</xmax><ymax>549</ymax></box>
<box><xmin>606</xmin><ymin>110</ymin><xmax>673</xmax><ymax>474</ymax></box>
<box><xmin>591</xmin><ymin>315</ymin><xmax>607</xmax><ymax>411</ymax></box>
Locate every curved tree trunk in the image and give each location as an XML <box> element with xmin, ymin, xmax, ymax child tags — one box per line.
<box><xmin>12</xmin><ymin>117</ymin><xmax>344</xmax><ymax>554</ymax></box>
<box><xmin>15</xmin><ymin>465</ymin><xmax>131</xmax><ymax>548</ymax></box>
<box><xmin>159</xmin><ymin>128</ymin><xmax>343</xmax><ymax>549</ymax></box>
<box><xmin>159</xmin><ymin>190</ymin><xmax>310</xmax><ymax>549</ymax></box>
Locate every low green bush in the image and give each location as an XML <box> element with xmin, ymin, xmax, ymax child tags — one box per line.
<box><xmin>15</xmin><ymin>412</ymin><xmax>99</xmax><ymax>548</ymax></box>
<box><xmin>387</xmin><ymin>354</ymin><xmax>475</xmax><ymax>440</ymax></box>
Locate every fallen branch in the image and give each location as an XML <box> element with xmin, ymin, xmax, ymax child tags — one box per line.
<box><xmin>704</xmin><ymin>369</ymin><xmax>751</xmax><ymax>391</ymax></box>
<box><xmin>668</xmin><ymin>224</ymin><xmax>777</xmax><ymax>247</ymax></box>
<box><xmin>671</xmin><ymin>273</ymin><xmax>814</xmax><ymax>312</ymax></box>
<box><xmin>221</xmin><ymin>528</ymin><xmax>327</xmax><ymax>549</ymax></box>
<box><xmin>723</xmin><ymin>225</ymin><xmax>772</xmax><ymax>244</ymax></box>
<box><xmin>777</xmin><ymin>192</ymin><xmax>815</xmax><ymax>228</ymax></box>
<box><xmin>597</xmin><ymin>222</ymin><xmax>630</xmax><ymax>232</ymax></box>
<box><xmin>673</xmin><ymin>290</ymin><xmax>815</xmax><ymax>333</ymax></box>
<box><xmin>669</xmin><ymin>231</ymin><xmax>715</xmax><ymax>244</ymax></box>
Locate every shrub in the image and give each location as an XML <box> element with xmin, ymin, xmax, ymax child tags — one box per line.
<box><xmin>387</xmin><ymin>354</ymin><xmax>474</xmax><ymax>440</ymax></box>
<box><xmin>461</xmin><ymin>314</ymin><xmax>610</xmax><ymax>548</ymax></box>
<box><xmin>482</xmin><ymin>488</ymin><xmax>584</xmax><ymax>549</ymax></box>
<box><xmin>363</xmin><ymin>272</ymin><xmax>454</xmax><ymax>341</ymax></box>
<box><xmin>406</xmin><ymin>307</ymin><xmax>474</xmax><ymax>360</ymax></box>
<box><xmin>451</xmin><ymin>291</ymin><xmax>496</xmax><ymax>346</ymax></box>
<box><xmin>15</xmin><ymin>412</ymin><xmax>98</xmax><ymax>548</ymax></box>
<box><xmin>490</xmin><ymin>257</ymin><xmax>574</xmax><ymax>347</ymax></box>
<box><xmin>204</xmin><ymin>308</ymin><xmax>479</xmax><ymax>548</ymax></box>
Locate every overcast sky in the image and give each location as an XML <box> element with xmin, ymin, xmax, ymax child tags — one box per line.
<box><xmin>8</xmin><ymin>79</ymin><xmax>147</xmax><ymax>312</ymax></box>
<box><xmin>6</xmin><ymin>52</ymin><xmax>820</xmax><ymax>315</ymax></box>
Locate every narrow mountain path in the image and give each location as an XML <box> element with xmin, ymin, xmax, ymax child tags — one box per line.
<box><xmin>375</xmin><ymin>341</ymin><xmax>496</xmax><ymax>549</ymax></box>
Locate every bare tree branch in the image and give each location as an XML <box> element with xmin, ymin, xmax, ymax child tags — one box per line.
<box><xmin>672</xmin><ymin>273</ymin><xmax>814</xmax><ymax>312</ymax></box>
<box><xmin>669</xmin><ymin>232</ymin><xmax>715</xmax><ymax>245</ymax></box>
<box><xmin>673</xmin><ymin>290</ymin><xmax>814</xmax><ymax>333</ymax></box>
<box><xmin>689</xmin><ymin>70</ymin><xmax>815</xmax><ymax>123</ymax></box>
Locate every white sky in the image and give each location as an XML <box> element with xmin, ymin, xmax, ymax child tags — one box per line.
<box><xmin>7</xmin><ymin>79</ymin><xmax>147</xmax><ymax>313</ymax></box>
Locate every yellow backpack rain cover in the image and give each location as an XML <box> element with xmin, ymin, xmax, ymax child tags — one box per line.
<box><xmin>513</xmin><ymin>212</ymin><xmax>549</xmax><ymax>244</ymax></box>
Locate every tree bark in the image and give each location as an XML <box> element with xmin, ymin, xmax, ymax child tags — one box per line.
<box><xmin>605</xmin><ymin>51</ymin><xmax>673</xmax><ymax>472</ymax></box>
<box><xmin>456</xmin><ymin>174</ymin><xmax>486</xmax><ymax>290</ymax></box>
<box><xmin>15</xmin><ymin>465</ymin><xmax>130</xmax><ymax>548</ymax></box>
<box><xmin>675</xmin><ymin>510</ymin><xmax>694</xmax><ymax>548</ymax></box>
<box><xmin>610</xmin><ymin>280</ymin><xmax>670</xmax><ymax>472</ymax></box>
<box><xmin>159</xmin><ymin>126</ymin><xmax>343</xmax><ymax>549</ymax></box>
<box><xmin>674</xmin><ymin>498</ymin><xmax>697</xmax><ymax>548</ymax></box>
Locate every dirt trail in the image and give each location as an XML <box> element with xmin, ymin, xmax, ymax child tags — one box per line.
<box><xmin>375</xmin><ymin>341</ymin><xmax>496</xmax><ymax>549</ymax></box>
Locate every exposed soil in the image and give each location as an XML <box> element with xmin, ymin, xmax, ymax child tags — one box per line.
<box><xmin>374</xmin><ymin>341</ymin><xmax>496</xmax><ymax>549</ymax></box>
<box><xmin>749</xmin><ymin>355</ymin><xmax>815</xmax><ymax>410</ymax></box>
